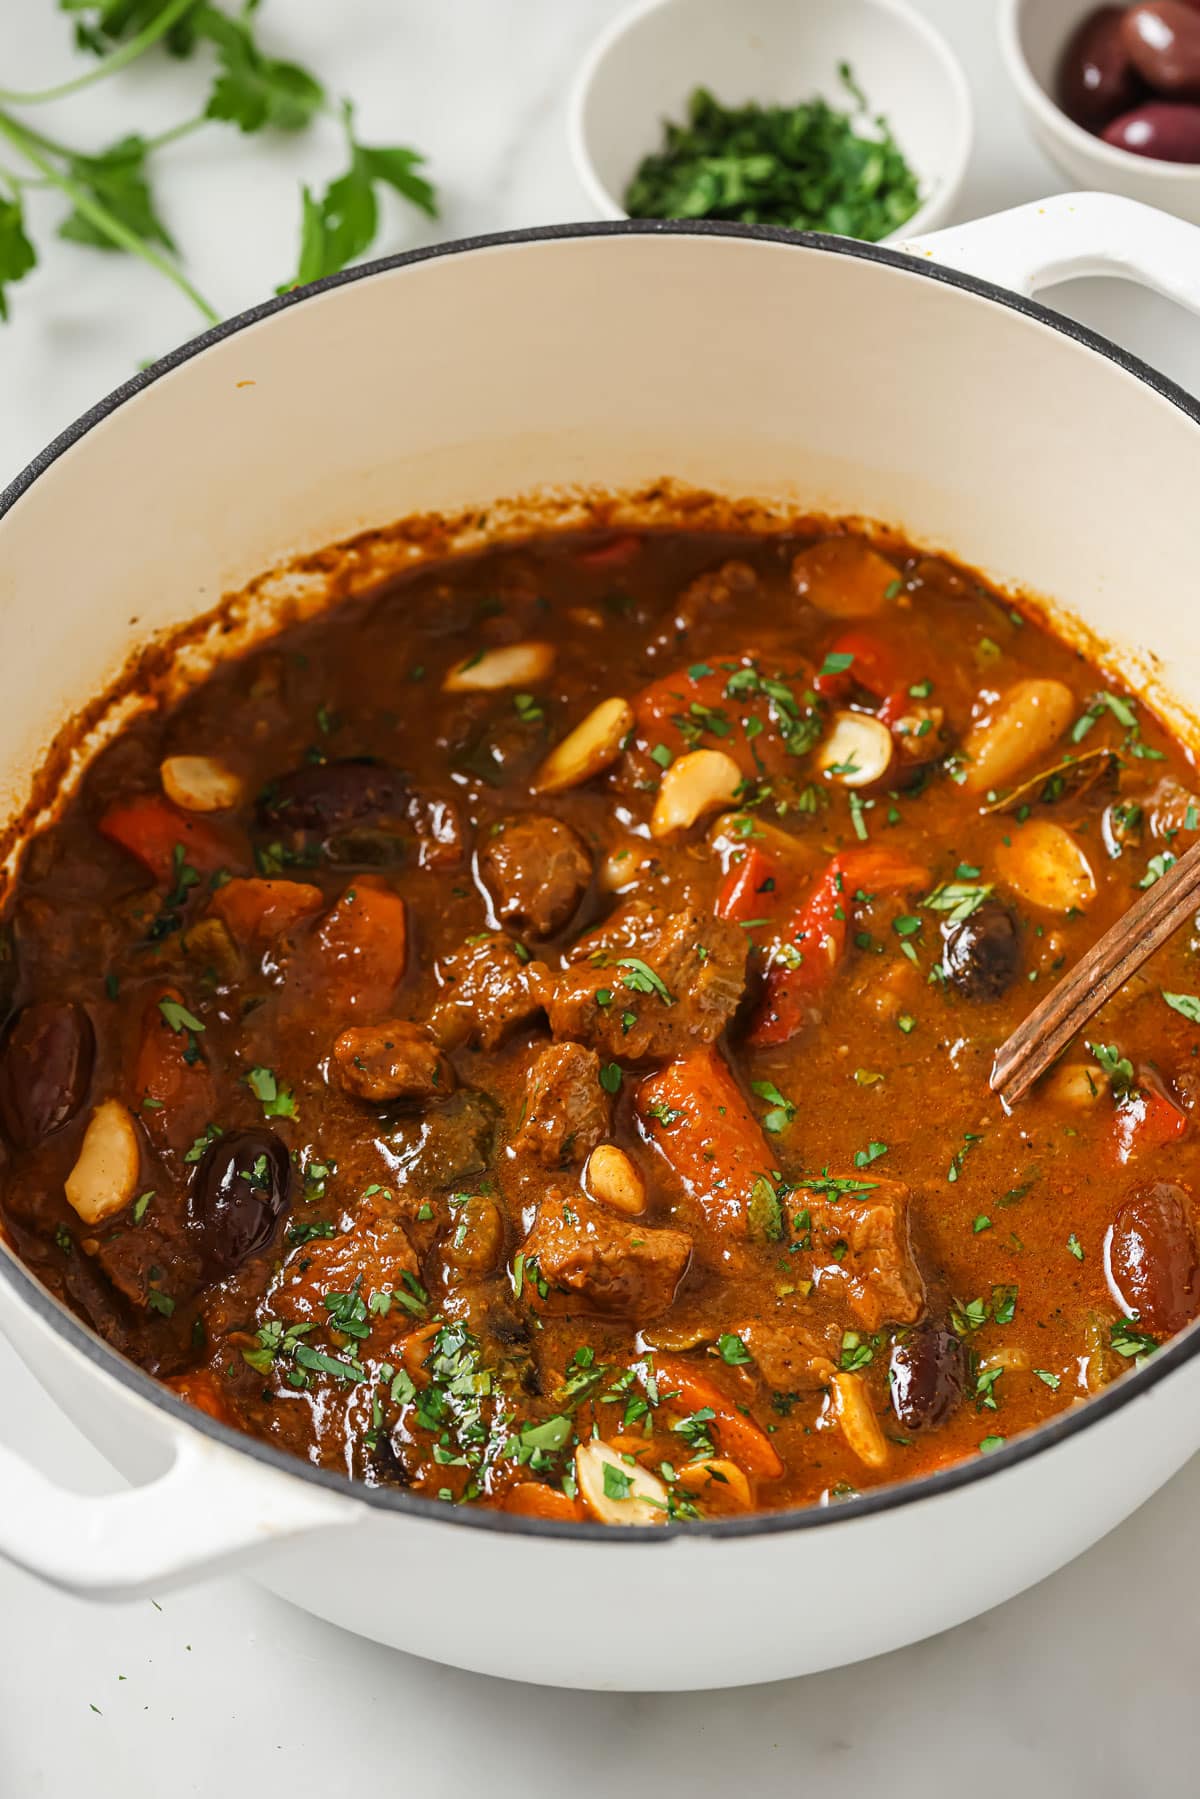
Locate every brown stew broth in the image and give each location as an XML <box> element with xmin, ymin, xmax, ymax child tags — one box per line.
<box><xmin>2</xmin><ymin>526</ymin><xmax>1199</xmax><ymax>1522</ymax></box>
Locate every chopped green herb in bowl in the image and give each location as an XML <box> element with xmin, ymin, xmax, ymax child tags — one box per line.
<box><xmin>623</xmin><ymin>68</ymin><xmax>921</xmax><ymax>242</ymax></box>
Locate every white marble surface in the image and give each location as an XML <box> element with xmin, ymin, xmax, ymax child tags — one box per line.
<box><xmin>2</xmin><ymin>1</ymin><xmax>1200</xmax><ymax>1791</ymax></box>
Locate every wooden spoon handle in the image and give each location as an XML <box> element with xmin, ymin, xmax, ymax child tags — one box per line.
<box><xmin>991</xmin><ymin>836</ymin><xmax>1200</xmax><ymax>1109</ymax></box>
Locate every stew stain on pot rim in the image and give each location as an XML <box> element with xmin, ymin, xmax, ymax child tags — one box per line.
<box><xmin>1</xmin><ymin>217</ymin><xmax>1199</xmax><ymax>1543</ymax></box>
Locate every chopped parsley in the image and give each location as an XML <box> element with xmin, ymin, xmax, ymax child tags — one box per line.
<box><xmin>617</xmin><ymin>957</ymin><xmax>675</xmax><ymax>1005</ymax></box>
<box><xmin>750</xmin><ymin>1080</ymin><xmax>795</xmax><ymax>1135</ymax></box>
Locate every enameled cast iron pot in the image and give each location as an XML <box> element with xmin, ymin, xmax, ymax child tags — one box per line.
<box><xmin>1</xmin><ymin>192</ymin><xmax>1199</xmax><ymax>1692</ymax></box>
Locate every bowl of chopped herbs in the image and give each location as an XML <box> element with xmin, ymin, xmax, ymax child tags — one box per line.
<box><xmin>570</xmin><ymin>0</ymin><xmax>972</xmax><ymax>244</ymax></box>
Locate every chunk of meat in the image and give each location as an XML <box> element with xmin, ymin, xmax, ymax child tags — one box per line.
<box><xmin>522</xmin><ymin>1193</ymin><xmax>690</xmax><ymax>1320</ymax></box>
<box><xmin>653</xmin><ymin>561</ymin><xmax>759</xmax><ymax>651</ymax></box>
<box><xmin>308</xmin><ymin>877</ymin><xmax>408</xmax><ymax>1016</ymax></box>
<box><xmin>801</xmin><ymin>1178</ymin><xmax>925</xmax><ymax>1329</ymax></box>
<box><xmin>211</xmin><ymin>877</ymin><xmax>325</xmax><ymax>946</ymax></box>
<box><xmin>130</xmin><ymin>985</ymin><xmax>216</xmax><ymax>1154</ymax></box>
<box><xmin>429</xmin><ymin>932</ymin><xmax>548</xmax><ymax>1049</ymax></box>
<box><xmin>479</xmin><ymin>814</ymin><xmax>592</xmax><ymax>938</ymax></box>
<box><xmin>270</xmin><ymin>1209</ymin><xmax>419</xmax><ymax>1353</ymax></box>
<box><xmin>734</xmin><ymin>1320</ymin><xmax>837</xmax><ymax>1393</ymax></box>
<box><xmin>543</xmin><ymin>908</ymin><xmax>748</xmax><ymax>1061</ymax></box>
<box><xmin>398</xmin><ymin>1087</ymin><xmax>499</xmax><ymax>1193</ymax></box>
<box><xmin>511</xmin><ymin>1041</ymin><xmax>611</xmax><ymax>1167</ymax></box>
<box><xmin>636</xmin><ymin>1045</ymin><xmax>770</xmax><ymax>1236</ymax></box>
<box><xmin>330</xmin><ymin>1019</ymin><xmax>454</xmax><ymax>1104</ymax></box>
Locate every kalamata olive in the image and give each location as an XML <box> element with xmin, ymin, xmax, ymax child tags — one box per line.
<box><xmin>1121</xmin><ymin>3</ymin><xmax>1200</xmax><ymax>97</ymax></box>
<box><xmin>189</xmin><ymin>1128</ymin><xmax>291</xmax><ymax>1275</ymax></box>
<box><xmin>0</xmin><ymin>1001</ymin><xmax>94</xmax><ymax>1148</ymax></box>
<box><xmin>1103</xmin><ymin>99</ymin><xmax>1200</xmax><ymax>158</ymax></box>
<box><xmin>1104</xmin><ymin>1180</ymin><xmax>1198</xmax><ymax>1336</ymax></box>
<box><xmin>940</xmin><ymin>900</ymin><xmax>1021</xmax><ymax>1000</ymax></box>
<box><xmin>1058</xmin><ymin>6</ymin><xmax>1145</xmax><ymax>128</ymax></box>
<box><xmin>890</xmin><ymin>1329</ymin><xmax>966</xmax><ymax>1432</ymax></box>
<box><xmin>257</xmin><ymin>759</ymin><xmax>404</xmax><ymax>834</ymax></box>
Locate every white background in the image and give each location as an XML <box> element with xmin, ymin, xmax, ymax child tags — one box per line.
<box><xmin>2</xmin><ymin>1</ymin><xmax>1199</xmax><ymax>1791</ymax></box>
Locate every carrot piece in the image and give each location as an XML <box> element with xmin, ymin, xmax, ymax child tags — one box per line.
<box><xmin>715</xmin><ymin>845</ymin><xmax>782</xmax><ymax>924</ymax></box>
<box><xmin>748</xmin><ymin>847</ymin><xmax>929</xmax><ymax>1046</ymax></box>
<box><xmin>99</xmin><ymin>793</ymin><xmax>237</xmax><ymax>883</ymax></box>
<box><xmin>652</xmin><ymin>1356</ymin><xmax>784</xmax><ymax>1480</ymax></box>
<box><xmin>636</xmin><ymin>1045</ymin><xmax>772</xmax><ymax>1235</ymax></box>
<box><xmin>132</xmin><ymin>986</ymin><xmax>216</xmax><ymax>1152</ymax></box>
<box><xmin>576</xmin><ymin>534</ymin><xmax>642</xmax><ymax>568</ymax></box>
<box><xmin>168</xmin><ymin>1369</ymin><xmax>237</xmax><ymax>1428</ymax></box>
<box><xmin>813</xmin><ymin>630</ymin><xmax>900</xmax><ymax>701</ymax></box>
<box><xmin>1114</xmin><ymin>1070</ymin><xmax>1189</xmax><ymax>1165</ymax></box>
<box><xmin>310</xmin><ymin>876</ymin><xmax>408</xmax><ymax>1016</ymax></box>
<box><xmin>212</xmin><ymin>876</ymin><xmax>325</xmax><ymax>946</ymax></box>
<box><xmin>501</xmin><ymin>1482</ymin><xmax>584</xmax><ymax>1522</ymax></box>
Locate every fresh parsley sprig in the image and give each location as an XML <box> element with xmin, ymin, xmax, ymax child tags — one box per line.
<box><xmin>0</xmin><ymin>0</ymin><xmax>436</xmax><ymax>324</ymax></box>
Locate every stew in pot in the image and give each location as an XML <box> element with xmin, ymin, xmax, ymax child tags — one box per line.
<box><xmin>2</xmin><ymin>524</ymin><xmax>1198</xmax><ymax>1525</ymax></box>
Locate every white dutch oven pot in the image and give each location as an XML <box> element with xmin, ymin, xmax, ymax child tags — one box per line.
<box><xmin>1</xmin><ymin>192</ymin><xmax>1199</xmax><ymax>1692</ymax></box>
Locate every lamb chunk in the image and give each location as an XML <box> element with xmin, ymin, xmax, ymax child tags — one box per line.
<box><xmin>734</xmin><ymin>1320</ymin><xmax>837</xmax><ymax>1393</ymax></box>
<box><xmin>480</xmin><ymin>814</ymin><xmax>592</xmax><ymax>938</ymax></box>
<box><xmin>269</xmin><ymin>1209</ymin><xmax>419</xmax><ymax>1354</ymax></box>
<box><xmin>429</xmin><ymin>932</ymin><xmax>548</xmax><ymax>1049</ymax></box>
<box><xmin>330</xmin><ymin>1018</ymin><xmax>455</xmax><ymax>1104</ymax></box>
<box><xmin>564</xmin><ymin>899</ymin><xmax>659</xmax><ymax>965</ymax></box>
<box><xmin>654</xmin><ymin>560</ymin><xmax>759</xmax><ymax>651</ymax></box>
<box><xmin>545</xmin><ymin>907</ymin><xmax>748</xmax><ymax>1060</ymax></box>
<box><xmin>395</xmin><ymin>1086</ymin><xmax>499</xmax><ymax>1192</ymax></box>
<box><xmin>522</xmin><ymin>1193</ymin><xmax>690</xmax><ymax>1320</ymax></box>
<box><xmin>803</xmin><ymin>1178</ymin><xmax>925</xmax><ymax>1330</ymax></box>
<box><xmin>511</xmin><ymin>1042</ymin><xmax>610</xmax><ymax>1167</ymax></box>
<box><xmin>88</xmin><ymin>1210</ymin><xmax>205</xmax><ymax>1316</ymax></box>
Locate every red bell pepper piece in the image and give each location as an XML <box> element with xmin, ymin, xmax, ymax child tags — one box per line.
<box><xmin>1113</xmin><ymin>1069</ymin><xmax>1189</xmax><ymax>1165</ymax></box>
<box><xmin>814</xmin><ymin>631</ymin><xmax>901</xmax><ymax>703</ymax></box>
<box><xmin>99</xmin><ymin>793</ymin><xmax>237</xmax><ymax>883</ymax></box>
<box><xmin>575</xmin><ymin>534</ymin><xmax>642</xmax><ymax>568</ymax></box>
<box><xmin>747</xmin><ymin>846</ymin><xmax>928</xmax><ymax>1046</ymax></box>
<box><xmin>715</xmin><ymin>845</ymin><xmax>783</xmax><ymax>924</ymax></box>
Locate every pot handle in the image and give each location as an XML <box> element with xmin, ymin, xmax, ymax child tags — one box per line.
<box><xmin>902</xmin><ymin>190</ymin><xmax>1200</xmax><ymax>317</ymax></box>
<box><xmin>0</xmin><ymin>1422</ymin><xmax>363</xmax><ymax>1599</ymax></box>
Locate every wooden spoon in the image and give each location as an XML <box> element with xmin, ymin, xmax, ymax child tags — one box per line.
<box><xmin>991</xmin><ymin>836</ymin><xmax>1200</xmax><ymax>1110</ymax></box>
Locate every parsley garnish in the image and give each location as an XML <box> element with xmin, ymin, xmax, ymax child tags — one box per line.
<box><xmin>750</xmin><ymin>1080</ymin><xmax>795</xmax><ymax>1135</ymax></box>
<box><xmin>245</xmin><ymin>1065</ymin><xmax>297</xmax><ymax>1119</ymax></box>
<box><xmin>617</xmin><ymin>957</ymin><xmax>675</xmax><ymax>1005</ymax></box>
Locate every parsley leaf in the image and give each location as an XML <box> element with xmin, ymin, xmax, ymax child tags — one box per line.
<box><xmin>198</xmin><ymin>5</ymin><xmax>324</xmax><ymax>134</ymax></box>
<box><xmin>617</xmin><ymin>957</ymin><xmax>675</xmax><ymax>1005</ymax></box>
<box><xmin>750</xmin><ymin>1080</ymin><xmax>795</xmax><ymax>1135</ymax></box>
<box><xmin>281</xmin><ymin>103</ymin><xmax>436</xmax><ymax>289</ymax></box>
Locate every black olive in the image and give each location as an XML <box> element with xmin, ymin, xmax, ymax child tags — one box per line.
<box><xmin>0</xmin><ymin>1000</ymin><xmax>95</xmax><ymax>1149</ymax></box>
<box><xmin>256</xmin><ymin>759</ymin><xmax>404</xmax><ymax>835</ymax></box>
<box><xmin>890</xmin><ymin>1329</ymin><xmax>966</xmax><ymax>1432</ymax></box>
<box><xmin>941</xmin><ymin>900</ymin><xmax>1020</xmax><ymax>1000</ymax></box>
<box><xmin>189</xmin><ymin>1129</ymin><xmax>291</xmax><ymax>1276</ymax></box>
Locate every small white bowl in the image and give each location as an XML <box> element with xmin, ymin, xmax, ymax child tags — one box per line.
<box><xmin>569</xmin><ymin>0</ymin><xmax>973</xmax><ymax>244</ymax></box>
<box><xmin>1000</xmin><ymin>0</ymin><xmax>1200</xmax><ymax>225</ymax></box>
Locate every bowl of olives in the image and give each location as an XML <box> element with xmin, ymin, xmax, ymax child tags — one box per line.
<box><xmin>1001</xmin><ymin>0</ymin><xmax>1200</xmax><ymax>220</ymax></box>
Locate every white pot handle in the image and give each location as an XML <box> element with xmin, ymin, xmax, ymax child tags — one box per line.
<box><xmin>0</xmin><ymin>1422</ymin><xmax>363</xmax><ymax>1599</ymax></box>
<box><xmin>902</xmin><ymin>190</ymin><xmax>1200</xmax><ymax>317</ymax></box>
